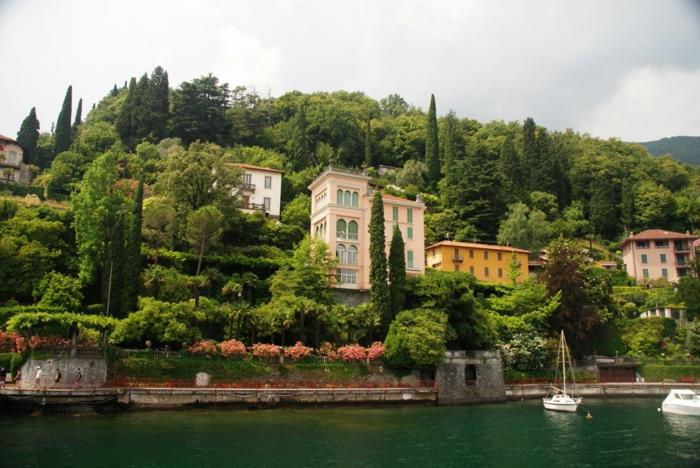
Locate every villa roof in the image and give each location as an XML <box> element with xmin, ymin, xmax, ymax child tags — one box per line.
<box><xmin>426</xmin><ymin>240</ymin><xmax>530</xmax><ymax>254</ymax></box>
<box><xmin>0</xmin><ymin>134</ymin><xmax>18</xmax><ymax>144</ymax></box>
<box><xmin>231</xmin><ymin>163</ymin><xmax>284</xmax><ymax>174</ymax></box>
<box><xmin>620</xmin><ymin>229</ymin><xmax>698</xmax><ymax>247</ymax></box>
<box><xmin>381</xmin><ymin>193</ymin><xmax>424</xmax><ymax>206</ymax></box>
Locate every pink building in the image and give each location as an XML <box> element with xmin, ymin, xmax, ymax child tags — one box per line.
<box><xmin>621</xmin><ymin>229</ymin><xmax>698</xmax><ymax>283</ymax></box>
<box><xmin>308</xmin><ymin>167</ymin><xmax>425</xmax><ymax>290</ymax></box>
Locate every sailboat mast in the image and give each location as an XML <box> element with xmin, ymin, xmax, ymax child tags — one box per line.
<box><xmin>561</xmin><ymin>331</ymin><xmax>567</xmax><ymax>394</ymax></box>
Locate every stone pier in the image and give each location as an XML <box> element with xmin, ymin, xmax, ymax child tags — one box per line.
<box><xmin>435</xmin><ymin>350</ymin><xmax>507</xmax><ymax>404</ymax></box>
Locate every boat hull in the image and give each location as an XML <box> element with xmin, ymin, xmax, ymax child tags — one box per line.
<box><xmin>543</xmin><ymin>397</ymin><xmax>581</xmax><ymax>413</ymax></box>
<box><xmin>662</xmin><ymin>402</ymin><xmax>700</xmax><ymax>416</ymax></box>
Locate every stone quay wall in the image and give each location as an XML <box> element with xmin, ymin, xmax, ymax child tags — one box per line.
<box><xmin>18</xmin><ymin>357</ymin><xmax>107</xmax><ymax>389</ymax></box>
<box><xmin>436</xmin><ymin>350</ymin><xmax>506</xmax><ymax>404</ymax></box>
<box><xmin>506</xmin><ymin>382</ymin><xmax>700</xmax><ymax>400</ymax></box>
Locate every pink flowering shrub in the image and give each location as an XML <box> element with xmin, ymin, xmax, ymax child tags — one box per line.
<box><xmin>366</xmin><ymin>342</ymin><xmax>385</xmax><ymax>360</ymax></box>
<box><xmin>188</xmin><ymin>340</ymin><xmax>218</xmax><ymax>356</ymax></box>
<box><xmin>251</xmin><ymin>343</ymin><xmax>281</xmax><ymax>359</ymax></box>
<box><xmin>0</xmin><ymin>331</ymin><xmax>25</xmax><ymax>353</ymax></box>
<box><xmin>337</xmin><ymin>344</ymin><xmax>366</xmax><ymax>362</ymax></box>
<box><xmin>218</xmin><ymin>339</ymin><xmax>247</xmax><ymax>358</ymax></box>
<box><xmin>318</xmin><ymin>342</ymin><xmax>339</xmax><ymax>361</ymax></box>
<box><xmin>28</xmin><ymin>335</ymin><xmax>71</xmax><ymax>349</ymax></box>
<box><xmin>284</xmin><ymin>342</ymin><xmax>312</xmax><ymax>361</ymax></box>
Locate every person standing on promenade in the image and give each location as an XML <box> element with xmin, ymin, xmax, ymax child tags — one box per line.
<box><xmin>13</xmin><ymin>367</ymin><xmax>22</xmax><ymax>386</ymax></box>
<box><xmin>75</xmin><ymin>367</ymin><xmax>82</xmax><ymax>388</ymax></box>
<box><xmin>34</xmin><ymin>366</ymin><xmax>42</xmax><ymax>388</ymax></box>
<box><xmin>0</xmin><ymin>367</ymin><xmax>6</xmax><ymax>389</ymax></box>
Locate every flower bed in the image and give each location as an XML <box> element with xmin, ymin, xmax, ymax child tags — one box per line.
<box><xmin>188</xmin><ymin>340</ymin><xmax>218</xmax><ymax>356</ymax></box>
<box><xmin>337</xmin><ymin>344</ymin><xmax>366</xmax><ymax>362</ymax></box>
<box><xmin>218</xmin><ymin>339</ymin><xmax>247</xmax><ymax>359</ymax></box>
<box><xmin>251</xmin><ymin>343</ymin><xmax>281</xmax><ymax>359</ymax></box>
<box><xmin>283</xmin><ymin>342</ymin><xmax>312</xmax><ymax>361</ymax></box>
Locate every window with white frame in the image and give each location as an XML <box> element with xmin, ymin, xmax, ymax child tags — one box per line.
<box><xmin>348</xmin><ymin>245</ymin><xmax>358</xmax><ymax>265</ymax></box>
<box><xmin>336</xmin><ymin>219</ymin><xmax>347</xmax><ymax>239</ymax></box>
<box><xmin>348</xmin><ymin>220</ymin><xmax>359</xmax><ymax>240</ymax></box>
<box><xmin>336</xmin><ymin>244</ymin><xmax>347</xmax><ymax>264</ymax></box>
<box><xmin>263</xmin><ymin>197</ymin><xmax>271</xmax><ymax>211</ymax></box>
<box><xmin>264</xmin><ymin>176</ymin><xmax>272</xmax><ymax>189</ymax></box>
<box><xmin>407</xmin><ymin>250</ymin><xmax>414</xmax><ymax>268</ymax></box>
<box><xmin>338</xmin><ymin>269</ymin><xmax>357</xmax><ymax>285</ymax></box>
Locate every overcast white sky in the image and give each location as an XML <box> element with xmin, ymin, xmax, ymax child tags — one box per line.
<box><xmin>1</xmin><ymin>0</ymin><xmax>700</xmax><ymax>141</ymax></box>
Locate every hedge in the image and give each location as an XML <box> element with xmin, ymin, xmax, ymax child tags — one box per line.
<box><xmin>637</xmin><ymin>364</ymin><xmax>700</xmax><ymax>382</ymax></box>
<box><xmin>0</xmin><ymin>182</ymin><xmax>44</xmax><ymax>199</ymax></box>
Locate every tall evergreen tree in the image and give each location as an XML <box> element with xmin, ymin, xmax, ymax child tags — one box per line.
<box><xmin>369</xmin><ymin>192</ymin><xmax>390</xmax><ymax>333</ymax></box>
<box><xmin>442</xmin><ymin>111</ymin><xmax>459</xmax><ymax>206</ymax></box>
<box><xmin>149</xmin><ymin>66</ymin><xmax>170</xmax><ymax>141</ymax></box>
<box><xmin>620</xmin><ymin>178</ymin><xmax>635</xmax><ymax>233</ymax></box>
<box><xmin>425</xmin><ymin>94</ymin><xmax>440</xmax><ymax>186</ymax></box>
<box><xmin>121</xmin><ymin>178</ymin><xmax>144</xmax><ymax>313</ymax></box>
<box><xmin>497</xmin><ymin>135</ymin><xmax>520</xmax><ymax>206</ymax></box>
<box><xmin>364</xmin><ymin>116</ymin><xmax>373</xmax><ymax>168</ymax></box>
<box><xmin>116</xmin><ymin>78</ymin><xmax>138</xmax><ymax>149</ymax></box>
<box><xmin>522</xmin><ymin>117</ymin><xmax>537</xmax><ymax>192</ymax></box>
<box><xmin>388</xmin><ymin>225</ymin><xmax>406</xmax><ymax>318</ymax></box>
<box><xmin>454</xmin><ymin>145</ymin><xmax>501</xmax><ymax>237</ymax></box>
<box><xmin>170</xmin><ymin>73</ymin><xmax>231</xmax><ymax>145</ymax></box>
<box><xmin>290</xmin><ymin>105</ymin><xmax>311</xmax><ymax>170</ymax></box>
<box><xmin>589</xmin><ymin>179</ymin><xmax>618</xmax><ymax>239</ymax></box>
<box><xmin>54</xmin><ymin>85</ymin><xmax>73</xmax><ymax>155</ymax></box>
<box><xmin>534</xmin><ymin>128</ymin><xmax>556</xmax><ymax>194</ymax></box>
<box><xmin>72</xmin><ymin>98</ymin><xmax>83</xmax><ymax>134</ymax></box>
<box><xmin>16</xmin><ymin>107</ymin><xmax>40</xmax><ymax>165</ymax></box>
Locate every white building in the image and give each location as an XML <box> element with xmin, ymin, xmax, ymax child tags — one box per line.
<box><xmin>232</xmin><ymin>163</ymin><xmax>283</xmax><ymax>218</ymax></box>
<box><xmin>639</xmin><ymin>306</ymin><xmax>688</xmax><ymax>326</ymax></box>
<box><xmin>0</xmin><ymin>134</ymin><xmax>32</xmax><ymax>184</ymax></box>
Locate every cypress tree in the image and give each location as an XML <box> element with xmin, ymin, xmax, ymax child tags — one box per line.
<box><xmin>364</xmin><ymin>116</ymin><xmax>373</xmax><ymax>168</ymax></box>
<box><xmin>54</xmin><ymin>85</ymin><xmax>73</xmax><ymax>155</ymax></box>
<box><xmin>16</xmin><ymin>107</ymin><xmax>40</xmax><ymax>165</ymax></box>
<box><xmin>425</xmin><ymin>94</ymin><xmax>440</xmax><ymax>186</ymax></box>
<box><xmin>290</xmin><ymin>105</ymin><xmax>311</xmax><ymax>170</ymax></box>
<box><xmin>149</xmin><ymin>66</ymin><xmax>170</xmax><ymax>141</ymax></box>
<box><xmin>388</xmin><ymin>225</ymin><xmax>406</xmax><ymax>318</ymax></box>
<box><xmin>110</xmin><ymin>84</ymin><xmax>119</xmax><ymax>97</ymax></box>
<box><xmin>121</xmin><ymin>179</ymin><xmax>144</xmax><ymax>313</ymax></box>
<box><xmin>116</xmin><ymin>78</ymin><xmax>138</xmax><ymax>149</ymax></box>
<box><xmin>72</xmin><ymin>98</ymin><xmax>83</xmax><ymax>135</ymax></box>
<box><xmin>369</xmin><ymin>192</ymin><xmax>390</xmax><ymax>333</ymax></box>
<box><xmin>522</xmin><ymin>117</ymin><xmax>537</xmax><ymax>192</ymax></box>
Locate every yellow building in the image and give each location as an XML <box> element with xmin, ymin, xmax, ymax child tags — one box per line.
<box><xmin>425</xmin><ymin>241</ymin><xmax>529</xmax><ymax>284</ymax></box>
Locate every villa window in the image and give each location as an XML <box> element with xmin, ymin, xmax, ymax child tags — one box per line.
<box><xmin>484</xmin><ymin>251</ymin><xmax>489</xmax><ymax>260</ymax></box>
<box><xmin>498</xmin><ymin>268</ymin><xmax>503</xmax><ymax>278</ymax></box>
<box><xmin>484</xmin><ymin>267</ymin><xmax>489</xmax><ymax>277</ymax></box>
<box><xmin>344</xmin><ymin>190</ymin><xmax>352</xmax><ymax>206</ymax></box>
<box><xmin>244</xmin><ymin>173</ymin><xmax>252</xmax><ymax>185</ymax></box>
<box><xmin>469</xmin><ymin>266</ymin><xmax>474</xmax><ymax>274</ymax></box>
<box><xmin>352</xmin><ymin>192</ymin><xmax>359</xmax><ymax>207</ymax></box>
<box><xmin>662</xmin><ymin>268</ymin><xmax>668</xmax><ymax>279</ymax></box>
<box><xmin>336</xmin><ymin>219</ymin><xmax>347</xmax><ymax>239</ymax></box>
<box><xmin>407</xmin><ymin>250</ymin><xmax>414</xmax><ymax>268</ymax></box>
<box><xmin>497</xmin><ymin>252</ymin><xmax>502</xmax><ymax>261</ymax></box>
<box><xmin>264</xmin><ymin>176</ymin><xmax>272</xmax><ymax>189</ymax></box>
<box><xmin>642</xmin><ymin>268</ymin><xmax>649</xmax><ymax>278</ymax></box>
<box><xmin>263</xmin><ymin>197</ymin><xmax>271</xmax><ymax>211</ymax></box>
<box><xmin>407</xmin><ymin>227</ymin><xmax>413</xmax><ymax>240</ymax></box>
<box><xmin>641</xmin><ymin>254</ymin><xmax>648</xmax><ymax>264</ymax></box>
<box><xmin>336</xmin><ymin>244</ymin><xmax>347</xmax><ymax>264</ymax></box>
<box><xmin>392</xmin><ymin>206</ymin><xmax>399</xmax><ymax>221</ymax></box>
<box><xmin>655</xmin><ymin>240</ymin><xmax>668</xmax><ymax>248</ymax></box>
<box><xmin>469</xmin><ymin>249</ymin><xmax>474</xmax><ymax>259</ymax></box>
<box><xmin>337</xmin><ymin>189</ymin><xmax>344</xmax><ymax>204</ymax></box>
<box><xmin>636</xmin><ymin>241</ymin><xmax>650</xmax><ymax>249</ymax></box>
<box><xmin>407</xmin><ymin>208</ymin><xmax>413</xmax><ymax>223</ymax></box>
<box><xmin>660</xmin><ymin>254</ymin><xmax>667</xmax><ymax>264</ymax></box>
<box><xmin>348</xmin><ymin>245</ymin><xmax>358</xmax><ymax>265</ymax></box>
<box><xmin>676</xmin><ymin>254</ymin><xmax>687</xmax><ymax>265</ymax></box>
<box><xmin>338</xmin><ymin>269</ymin><xmax>357</xmax><ymax>285</ymax></box>
<box><xmin>348</xmin><ymin>220</ymin><xmax>359</xmax><ymax>240</ymax></box>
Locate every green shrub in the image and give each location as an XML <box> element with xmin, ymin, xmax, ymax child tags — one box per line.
<box><xmin>384</xmin><ymin>308</ymin><xmax>448</xmax><ymax>369</ymax></box>
<box><xmin>0</xmin><ymin>183</ymin><xmax>44</xmax><ymax>199</ymax></box>
<box><xmin>638</xmin><ymin>364</ymin><xmax>700</xmax><ymax>382</ymax></box>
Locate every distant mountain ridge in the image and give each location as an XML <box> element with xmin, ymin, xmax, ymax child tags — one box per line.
<box><xmin>639</xmin><ymin>136</ymin><xmax>700</xmax><ymax>166</ymax></box>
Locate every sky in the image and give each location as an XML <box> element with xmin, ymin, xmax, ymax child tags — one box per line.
<box><xmin>1</xmin><ymin>0</ymin><xmax>700</xmax><ymax>142</ymax></box>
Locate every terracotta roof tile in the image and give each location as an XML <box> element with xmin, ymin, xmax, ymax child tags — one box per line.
<box><xmin>230</xmin><ymin>163</ymin><xmax>284</xmax><ymax>174</ymax></box>
<box><xmin>621</xmin><ymin>229</ymin><xmax>698</xmax><ymax>246</ymax></box>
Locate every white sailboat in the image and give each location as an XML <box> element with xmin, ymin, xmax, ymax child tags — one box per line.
<box><xmin>543</xmin><ymin>330</ymin><xmax>582</xmax><ymax>413</ymax></box>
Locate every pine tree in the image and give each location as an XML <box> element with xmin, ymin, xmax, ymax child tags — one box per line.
<box><xmin>72</xmin><ymin>98</ymin><xmax>83</xmax><ymax>135</ymax></box>
<box><xmin>522</xmin><ymin>117</ymin><xmax>537</xmax><ymax>192</ymax></box>
<box><xmin>534</xmin><ymin>128</ymin><xmax>556</xmax><ymax>194</ymax></box>
<box><xmin>454</xmin><ymin>145</ymin><xmax>501</xmax><ymax>237</ymax></box>
<box><xmin>369</xmin><ymin>192</ymin><xmax>390</xmax><ymax>333</ymax></box>
<box><xmin>149</xmin><ymin>66</ymin><xmax>170</xmax><ymax>141</ymax></box>
<box><xmin>364</xmin><ymin>116</ymin><xmax>373</xmax><ymax>168</ymax></box>
<box><xmin>121</xmin><ymin>178</ymin><xmax>144</xmax><ymax>313</ymax></box>
<box><xmin>16</xmin><ymin>107</ymin><xmax>40</xmax><ymax>165</ymax></box>
<box><xmin>425</xmin><ymin>94</ymin><xmax>440</xmax><ymax>186</ymax></box>
<box><xmin>497</xmin><ymin>134</ymin><xmax>520</xmax><ymax>206</ymax></box>
<box><xmin>116</xmin><ymin>78</ymin><xmax>138</xmax><ymax>149</ymax></box>
<box><xmin>290</xmin><ymin>105</ymin><xmax>311</xmax><ymax>170</ymax></box>
<box><xmin>388</xmin><ymin>225</ymin><xmax>406</xmax><ymax>318</ymax></box>
<box><xmin>54</xmin><ymin>85</ymin><xmax>73</xmax><ymax>155</ymax></box>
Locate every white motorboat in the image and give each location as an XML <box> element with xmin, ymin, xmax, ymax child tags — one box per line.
<box><xmin>543</xmin><ymin>330</ymin><xmax>582</xmax><ymax>413</ymax></box>
<box><xmin>661</xmin><ymin>389</ymin><xmax>700</xmax><ymax>416</ymax></box>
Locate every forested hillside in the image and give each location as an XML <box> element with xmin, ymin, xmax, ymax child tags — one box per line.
<box><xmin>3</xmin><ymin>65</ymin><xmax>700</xmax><ymax>362</ymax></box>
<box><xmin>640</xmin><ymin>136</ymin><xmax>700</xmax><ymax>166</ymax></box>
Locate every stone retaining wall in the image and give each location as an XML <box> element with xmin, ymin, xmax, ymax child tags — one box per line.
<box><xmin>506</xmin><ymin>382</ymin><xmax>700</xmax><ymax>400</ymax></box>
<box><xmin>436</xmin><ymin>350</ymin><xmax>506</xmax><ymax>404</ymax></box>
<box><xmin>18</xmin><ymin>357</ymin><xmax>107</xmax><ymax>389</ymax></box>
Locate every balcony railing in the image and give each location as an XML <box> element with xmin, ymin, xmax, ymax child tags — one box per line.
<box><xmin>241</xmin><ymin>202</ymin><xmax>265</xmax><ymax>211</ymax></box>
<box><xmin>241</xmin><ymin>183</ymin><xmax>256</xmax><ymax>190</ymax></box>
<box><xmin>452</xmin><ymin>256</ymin><xmax>464</xmax><ymax>263</ymax></box>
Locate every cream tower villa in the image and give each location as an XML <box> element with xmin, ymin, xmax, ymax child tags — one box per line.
<box><xmin>308</xmin><ymin>167</ymin><xmax>425</xmax><ymax>291</ymax></box>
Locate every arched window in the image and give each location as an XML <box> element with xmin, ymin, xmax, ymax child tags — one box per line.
<box><xmin>336</xmin><ymin>244</ymin><xmax>346</xmax><ymax>264</ymax></box>
<box><xmin>336</xmin><ymin>219</ymin><xmax>347</xmax><ymax>239</ymax></box>
<box><xmin>348</xmin><ymin>220</ymin><xmax>359</xmax><ymax>240</ymax></box>
<box><xmin>344</xmin><ymin>190</ymin><xmax>352</xmax><ymax>206</ymax></box>
<box><xmin>348</xmin><ymin>245</ymin><xmax>358</xmax><ymax>265</ymax></box>
<box><xmin>351</xmin><ymin>192</ymin><xmax>359</xmax><ymax>207</ymax></box>
<box><xmin>337</xmin><ymin>189</ymin><xmax>344</xmax><ymax>205</ymax></box>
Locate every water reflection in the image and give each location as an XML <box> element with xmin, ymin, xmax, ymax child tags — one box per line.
<box><xmin>662</xmin><ymin>412</ymin><xmax>700</xmax><ymax>437</ymax></box>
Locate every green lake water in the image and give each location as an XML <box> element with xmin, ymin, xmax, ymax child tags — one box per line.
<box><xmin>1</xmin><ymin>399</ymin><xmax>698</xmax><ymax>467</ymax></box>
